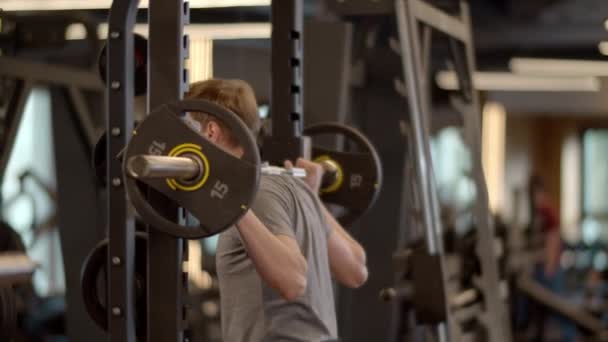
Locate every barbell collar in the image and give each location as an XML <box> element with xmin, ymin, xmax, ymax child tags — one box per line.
<box><xmin>319</xmin><ymin>159</ymin><xmax>339</xmax><ymax>188</ymax></box>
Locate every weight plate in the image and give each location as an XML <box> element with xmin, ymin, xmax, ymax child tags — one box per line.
<box><xmin>81</xmin><ymin>233</ymin><xmax>147</xmax><ymax>336</ymax></box>
<box><xmin>92</xmin><ymin>132</ymin><xmax>108</xmax><ymax>186</ymax></box>
<box><xmin>124</xmin><ymin>99</ymin><xmax>260</xmax><ymax>239</ymax></box>
<box><xmin>304</xmin><ymin>123</ymin><xmax>383</xmax><ymax>226</ymax></box>
<box><xmin>313</xmin><ymin>147</ymin><xmax>380</xmax><ymax>224</ymax></box>
<box><xmin>98</xmin><ymin>33</ymin><xmax>148</xmax><ymax>96</ymax></box>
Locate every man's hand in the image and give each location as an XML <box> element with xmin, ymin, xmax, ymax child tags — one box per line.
<box><xmin>284</xmin><ymin>158</ymin><xmax>324</xmax><ymax>193</ymax></box>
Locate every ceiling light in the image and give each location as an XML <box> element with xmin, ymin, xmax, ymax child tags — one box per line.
<box><xmin>510</xmin><ymin>58</ymin><xmax>608</xmax><ymax>76</ymax></box>
<box><xmin>599</xmin><ymin>42</ymin><xmax>608</xmax><ymax>56</ymax></box>
<box><xmin>65</xmin><ymin>23</ymin><xmax>271</xmax><ymax>40</ymax></box>
<box><xmin>436</xmin><ymin>71</ymin><xmax>601</xmax><ymax>92</ymax></box>
<box><xmin>1</xmin><ymin>0</ymin><xmax>270</xmax><ymax>11</ymax></box>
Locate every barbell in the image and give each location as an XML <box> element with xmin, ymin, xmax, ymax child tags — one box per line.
<box><xmin>120</xmin><ymin>99</ymin><xmax>382</xmax><ymax>239</ymax></box>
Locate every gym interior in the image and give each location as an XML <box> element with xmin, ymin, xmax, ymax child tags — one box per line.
<box><xmin>0</xmin><ymin>0</ymin><xmax>607</xmax><ymax>341</ymax></box>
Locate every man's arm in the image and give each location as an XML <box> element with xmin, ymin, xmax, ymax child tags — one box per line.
<box><xmin>323</xmin><ymin>205</ymin><xmax>368</xmax><ymax>288</ymax></box>
<box><xmin>285</xmin><ymin>158</ymin><xmax>368</xmax><ymax>289</ymax></box>
<box><xmin>237</xmin><ymin>210</ymin><xmax>308</xmax><ymax>301</ymax></box>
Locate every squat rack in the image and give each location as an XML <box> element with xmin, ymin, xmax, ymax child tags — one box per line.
<box><xmin>105</xmin><ymin>0</ymin><xmax>306</xmax><ymax>341</ymax></box>
<box><xmin>106</xmin><ymin>0</ymin><xmax>191</xmax><ymax>340</ymax></box>
<box><xmin>262</xmin><ymin>0</ymin><xmax>309</xmax><ymax>166</ymax></box>
<box><xmin>326</xmin><ymin>0</ymin><xmax>512</xmax><ymax>340</ymax></box>
<box><xmin>393</xmin><ymin>1</ymin><xmax>512</xmax><ymax>340</ymax></box>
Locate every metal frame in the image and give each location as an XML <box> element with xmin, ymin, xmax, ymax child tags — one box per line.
<box><xmin>0</xmin><ymin>80</ymin><xmax>32</xmax><ymax>187</ymax></box>
<box><xmin>105</xmin><ymin>0</ymin><xmax>191</xmax><ymax>339</ymax></box>
<box><xmin>106</xmin><ymin>1</ymin><xmax>139</xmax><ymax>340</ymax></box>
<box><xmin>67</xmin><ymin>86</ymin><xmax>99</xmax><ymax>149</ymax></box>
<box><xmin>516</xmin><ymin>274</ymin><xmax>608</xmax><ymax>338</ymax></box>
<box><xmin>262</xmin><ymin>0</ymin><xmax>309</xmax><ymax>166</ymax></box>
<box><xmin>454</xmin><ymin>5</ymin><xmax>512</xmax><ymax>341</ymax></box>
<box><xmin>0</xmin><ymin>31</ymin><xmax>103</xmax><ymax>187</ymax></box>
<box><xmin>394</xmin><ymin>0</ymin><xmax>512</xmax><ymax>341</ymax></box>
<box><xmin>105</xmin><ymin>0</ymin><xmax>190</xmax><ymax>340</ymax></box>
<box><xmin>271</xmin><ymin>0</ymin><xmax>303</xmax><ymax>140</ymax></box>
<box><xmin>0</xmin><ymin>57</ymin><xmax>104</xmax><ymax>91</ymax></box>
<box><xmin>147</xmin><ymin>1</ymin><xmax>189</xmax><ymax>341</ymax></box>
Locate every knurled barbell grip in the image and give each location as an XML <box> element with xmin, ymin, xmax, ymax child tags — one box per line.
<box><xmin>261</xmin><ymin>165</ymin><xmax>306</xmax><ymax>178</ymax></box>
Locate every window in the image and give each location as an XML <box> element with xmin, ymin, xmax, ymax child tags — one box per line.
<box><xmin>1</xmin><ymin>87</ymin><xmax>64</xmax><ymax>296</ymax></box>
<box><xmin>431</xmin><ymin>127</ymin><xmax>476</xmax><ymax>234</ymax></box>
<box><xmin>581</xmin><ymin>129</ymin><xmax>608</xmax><ymax>245</ymax></box>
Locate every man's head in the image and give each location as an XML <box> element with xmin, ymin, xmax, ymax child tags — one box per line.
<box><xmin>529</xmin><ymin>174</ymin><xmax>547</xmax><ymax>207</ymax></box>
<box><xmin>185</xmin><ymin>79</ymin><xmax>261</xmax><ymax>157</ymax></box>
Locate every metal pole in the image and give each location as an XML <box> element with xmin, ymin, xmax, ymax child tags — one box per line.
<box><xmin>126</xmin><ymin>155</ymin><xmax>200</xmax><ymax>180</ymax></box>
<box><xmin>106</xmin><ymin>0</ymin><xmax>140</xmax><ymax>340</ymax></box>
<box><xmin>0</xmin><ymin>80</ymin><xmax>32</xmax><ymax>186</ymax></box>
<box><xmin>271</xmin><ymin>0</ymin><xmax>304</xmax><ymax>139</ymax></box>
<box><xmin>263</xmin><ymin>0</ymin><xmax>310</xmax><ymax>166</ymax></box>
<box><xmin>147</xmin><ymin>0</ymin><xmax>189</xmax><ymax>340</ymax></box>
<box><xmin>459</xmin><ymin>2</ymin><xmax>513</xmax><ymax>341</ymax></box>
<box><xmin>395</xmin><ymin>0</ymin><xmax>453</xmax><ymax>340</ymax></box>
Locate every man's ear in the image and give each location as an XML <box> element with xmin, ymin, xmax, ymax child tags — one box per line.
<box><xmin>205</xmin><ymin>120</ymin><xmax>221</xmax><ymax>142</ymax></box>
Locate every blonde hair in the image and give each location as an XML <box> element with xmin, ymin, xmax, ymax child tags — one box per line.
<box><xmin>185</xmin><ymin>79</ymin><xmax>261</xmax><ymax>146</ymax></box>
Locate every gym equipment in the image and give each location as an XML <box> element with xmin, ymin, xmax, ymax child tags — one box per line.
<box><xmin>261</xmin><ymin>0</ymin><xmax>307</xmax><ymax>167</ymax></box>
<box><xmin>516</xmin><ymin>274</ymin><xmax>608</xmax><ymax>340</ymax></box>
<box><xmin>0</xmin><ymin>221</ymin><xmax>36</xmax><ymax>340</ymax></box>
<box><xmin>93</xmin><ymin>122</ymin><xmax>141</xmax><ymax>187</ymax></box>
<box><xmin>305</xmin><ymin>123</ymin><xmax>382</xmax><ymax>226</ymax></box>
<box><xmin>258</xmin><ymin>0</ymin><xmax>382</xmax><ymax>227</ymax></box>
<box><xmin>81</xmin><ymin>233</ymin><xmax>147</xmax><ymax>337</ymax></box>
<box><xmin>95</xmin><ymin>128</ymin><xmax>304</xmax><ymax>187</ymax></box>
<box><xmin>123</xmin><ymin>99</ymin><xmax>260</xmax><ymax>239</ymax></box>
<box><xmin>123</xmin><ymin>107</ymin><xmax>381</xmax><ymax>236</ymax></box>
<box><xmin>346</xmin><ymin>0</ymin><xmax>511</xmax><ymax>341</ymax></box>
<box><xmin>0</xmin><ymin>254</ymin><xmax>37</xmax><ymax>286</ymax></box>
<box><xmin>129</xmin><ymin>158</ymin><xmax>307</xmax><ymax>180</ymax></box>
<box><xmin>98</xmin><ymin>33</ymin><xmax>148</xmax><ymax>97</ymax></box>
<box><xmin>100</xmin><ymin>0</ymin><xmax>382</xmax><ymax>339</ymax></box>
<box><xmin>93</xmin><ymin>131</ymin><xmax>109</xmax><ymax>186</ymax></box>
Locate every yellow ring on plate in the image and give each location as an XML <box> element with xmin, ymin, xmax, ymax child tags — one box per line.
<box><xmin>313</xmin><ymin>155</ymin><xmax>344</xmax><ymax>194</ymax></box>
<box><xmin>165</xmin><ymin>143</ymin><xmax>210</xmax><ymax>192</ymax></box>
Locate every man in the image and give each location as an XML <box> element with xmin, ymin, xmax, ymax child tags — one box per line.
<box><xmin>529</xmin><ymin>175</ymin><xmax>561</xmax><ymax>281</ymax></box>
<box><xmin>521</xmin><ymin>175</ymin><xmax>573</xmax><ymax>341</ymax></box>
<box><xmin>184</xmin><ymin>79</ymin><xmax>368</xmax><ymax>342</ymax></box>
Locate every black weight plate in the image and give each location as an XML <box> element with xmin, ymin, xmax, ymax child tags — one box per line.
<box><xmin>92</xmin><ymin>129</ymin><xmax>133</xmax><ymax>187</ymax></box>
<box><xmin>312</xmin><ymin>147</ymin><xmax>380</xmax><ymax>226</ymax></box>
<box><xmin>124</xmin><ymin>99</ymin><xmax>260</xmax><ymax>239</ymax></box>
<box><xmin>304</xmin><ymin>123</ymin><xmax>383</xmax><ymax>226</ymax></box>
<box><xmin>98</xmin><ymin>33</ymin><xmax>148</xmax><ymax>96</ymax></box>
<box><xmin>92</xmin><ymin>122</ymin><xmax>138</xmax><ymax>187</ymax></box>
<box><xmin>92</xmin><ymin>132</ymin><xmax>108</xmax><ymax>186</ymax></box>
<box><xmin>81</xmin><ymin>233</ymin><xmax>147</xmax><ymax>336</ymax></box>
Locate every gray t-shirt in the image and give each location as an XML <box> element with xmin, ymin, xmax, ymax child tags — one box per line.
<box><xmin>216</xmin><ymin>174</ymin><xmax>337</xmax><ymax>342</ymax></box>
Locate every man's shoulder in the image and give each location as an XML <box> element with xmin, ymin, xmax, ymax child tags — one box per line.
<box><xmin>259</xmin><ymin>174</ymin><xmax>297</xmax><ymax>196</ymax></box>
